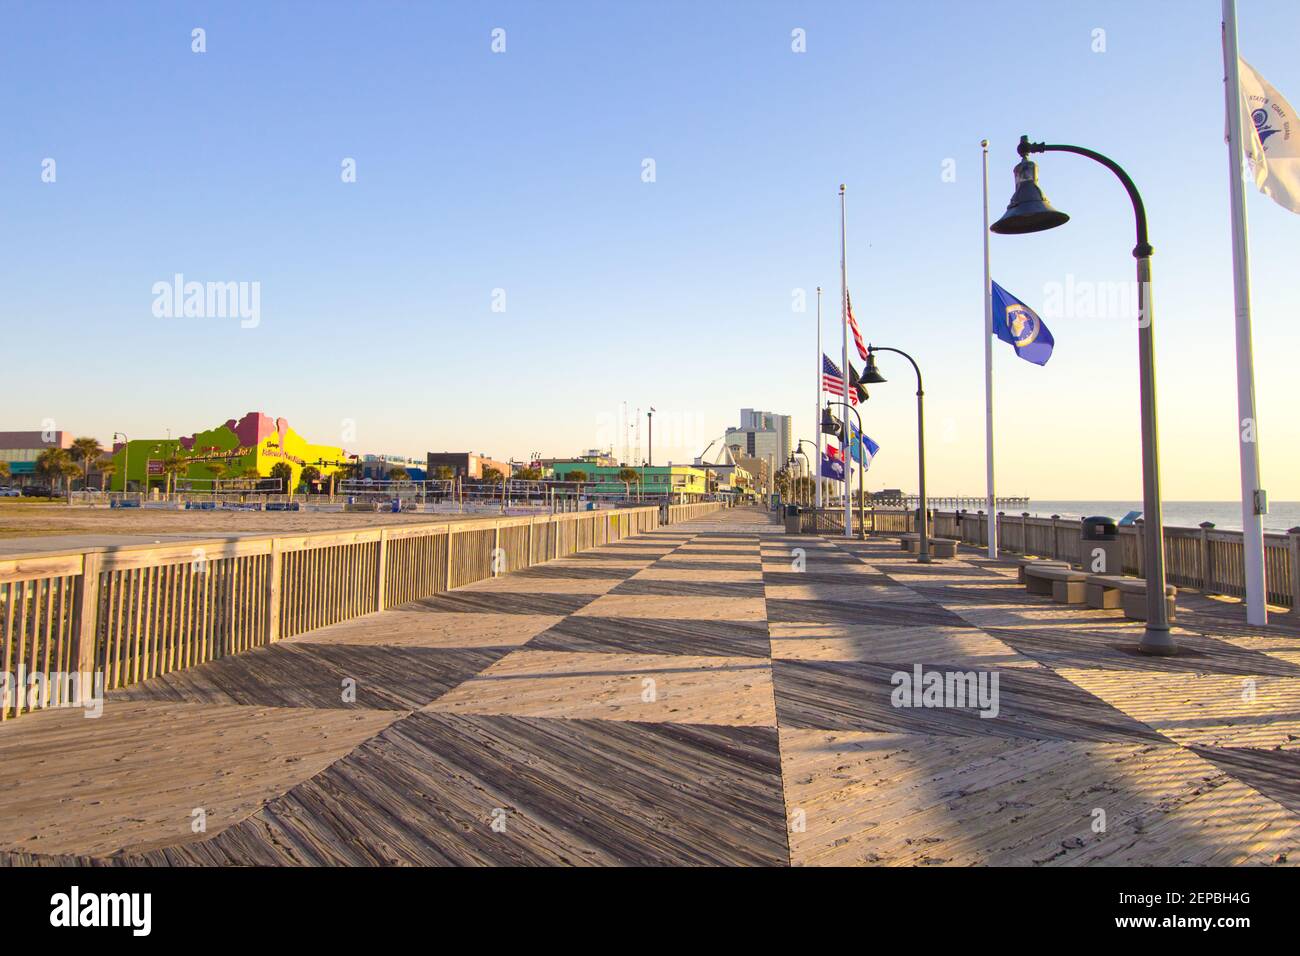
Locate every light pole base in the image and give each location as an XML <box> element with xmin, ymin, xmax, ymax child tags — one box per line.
<box><xmin>917</xmin><ymin>555</ymin><xmax>933</xmax><ymax>564</ymax></box>
<box><xmin>1138</xmin><ymin>627</ymin><xmax>1177</xmax><ymax>656</ymax></box>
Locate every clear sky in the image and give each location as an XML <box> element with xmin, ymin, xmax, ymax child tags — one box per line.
<box><xmin>3</xmin><ymin>0</ymin><xmax>1297</xmax><ymax>498</ymax></box>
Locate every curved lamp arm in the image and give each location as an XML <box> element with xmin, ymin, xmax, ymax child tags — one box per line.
<box><xmin>1017</xmin><ymin>135</ymin><xmax>1151</xmax><ymax>258</ymax></box>
<box><xmin>867</xmin><ymin>345</ymin><xmax>924</xmax><ymax>397</ymax></box>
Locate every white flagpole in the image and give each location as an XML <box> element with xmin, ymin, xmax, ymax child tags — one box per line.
<box><xmin>982</xmin><ymin>139</ymin><xmax>998</xmax><ymax>559</ymax></box>
<box><xmin>815</xmin><ymin>286</ymin><xmax>823</xmax><ymax>509</ymax></box>
<box><xmin>1222</xmin><ymin>0</ymin><xmax>1269</xmax><ymax>625</ymax></box>
<box><xmin>839</xmin><ymin>184</ymin><xmax>852</xmax><ymax>537</ymax></box>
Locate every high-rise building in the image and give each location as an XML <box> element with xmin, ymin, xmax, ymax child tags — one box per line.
<box><xmin>726</xmin><ymin>409</ymin><xmax>792</xmax><ymax>482</ymax></box>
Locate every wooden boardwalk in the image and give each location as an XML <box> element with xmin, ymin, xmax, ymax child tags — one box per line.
<box><xmin>2</xmin><ymin>507</ymin><xmax>1299</xmax><ymax>866</ymax></box>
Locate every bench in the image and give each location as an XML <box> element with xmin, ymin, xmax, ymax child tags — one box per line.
<box><xmin>1024</xmin><ymin>565</ymin><xmax>1088</xmax><ymax>604</ymax></box>
<box><xmin>899</xmin><ymin>533</ymin><xmax>958</xmax><ymax>558</ymax></box>
<box><xmin>1015</xmin><ymin>557</ymin><xmax>1070</xmax><ymax>584</ymax></box>
<box><xmin>1085</xmin><ymin>575</ymin><xmax>1177</xmax><ymax>621</ymax></box>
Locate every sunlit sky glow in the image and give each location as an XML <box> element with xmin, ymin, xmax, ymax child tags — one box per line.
<box><xmin>3</xmin><ymin>1</ymin><xmax>1297</xmax><ymax>498</ymax></box>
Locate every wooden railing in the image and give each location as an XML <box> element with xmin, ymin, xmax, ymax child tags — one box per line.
<box><xmin>802</xmin><ymin>506</ymin><xmax>1300</xmax><ymax>612</ymax></box>
<box><xmin>665</xmin><ymin>501</ymin><xmax>730</xmax><ymax>524</ymax></box>
<box><xmin>1</xmin><ymin>506</ymin><xmax>678</xmax><ymax>721</ymax></box>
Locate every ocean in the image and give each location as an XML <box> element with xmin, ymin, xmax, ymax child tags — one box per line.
<box><xmin>1021</xmin><ymin>501</ymin><xmax>1300</xmax><ymax>534</ymax></box>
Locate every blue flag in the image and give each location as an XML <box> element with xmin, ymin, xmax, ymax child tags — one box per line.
<box><xmin>991</xmin><ymin>281</ymin><xmax>1054</xmax><ymax>366</ymax></box>
<box><xmin>848</xmin><ymin>427</ymin><xmax>880</xmax><ymax>468</ymax></box>
<box><xmin>820</xmin><ymin>451</ymin><xmax>845</xmax><ymax>482</ymax></box>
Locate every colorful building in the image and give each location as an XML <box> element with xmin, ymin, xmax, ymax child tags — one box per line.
<box><xmin>0</xmin><ymin>430</ymin><xmax>73</xmax><ymax>486</ymax></box>
<box><xmin>110</xmin><ymin>412</ymin><xmax>351</xmax><ymax>492</ymax></box>
<box><xmin>545</xmin><ymin>461</ymin><xmax>710</xmax><ymax>499</ymax></box>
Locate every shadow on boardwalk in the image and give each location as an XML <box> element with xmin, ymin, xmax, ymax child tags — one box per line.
<box><xmin>1</xmin><ymin>508</ymin><xmax>1297</xmax><ymax>866</ymax></box>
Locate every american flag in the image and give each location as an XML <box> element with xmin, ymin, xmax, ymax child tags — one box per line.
<box><xmin>847</xmin><ymin>290</ymin><xmax>868</xmax><ymax>361</ymax></box>
<box><xmin>822</xmin><ymin>354</ymin><xmax>859</xmax><ymax>405</ymax></box>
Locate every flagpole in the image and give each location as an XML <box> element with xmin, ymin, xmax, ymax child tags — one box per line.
<box><xmin>839</xmin><ymin>184</ymin><xmax>852</xmax><ymax>538</ymax></box>
<box><xmin>815</xmin><ymin>286</ymin><xmax>823</xmax><ymax>509</ymax></box>
<box><xmin>982</xmin><ymin>139</ymin><xmax>998</xmax><ymax>559</ymax></box>
<box><xmin>1222</xmin><ymin>0</ymin><xmax>1269</xmax><ymax>625</ymax></box>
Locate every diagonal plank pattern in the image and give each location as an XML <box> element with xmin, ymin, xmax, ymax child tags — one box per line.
<box><xmin>1</xmin><ymin>507</ymin><xmax>1298</xmax><ymax>866</ymax></box>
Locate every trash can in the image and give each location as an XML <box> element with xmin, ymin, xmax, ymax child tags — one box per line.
<box><xmin>784</xmin><ymin>504</ymin><xmax>802</xmax><ymax>534</ymax></box>
<box><xmin>1080</xmin><ymin>516</ymin><xmax>1121</xmax><ymax>575</ymax></box>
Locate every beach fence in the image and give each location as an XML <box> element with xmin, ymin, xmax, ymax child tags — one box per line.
<box><xmin>0</xmin><ymin>501</ymin><xmax>727</xmax><ymax>721</ymax></box>
<box><xmin>800</xmin><ymin>507</ymin><xmax>1300</xmax><ymax>611</ymax></box>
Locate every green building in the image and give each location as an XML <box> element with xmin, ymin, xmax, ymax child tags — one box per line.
<box><xmin>546</xmin><ymin>462</ymin><xmax>709</xmax><ymax>499</ymax></box>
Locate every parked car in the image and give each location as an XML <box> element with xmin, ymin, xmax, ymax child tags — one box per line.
<box><xmin>21</xmin><ymin>485</ymin><xmax>52</xmax><ymax>497</ymax></box>
<box><xmin>0</xmin><ymin>486</ymin><xmax>21</xmax><ymax>497</ymax></box>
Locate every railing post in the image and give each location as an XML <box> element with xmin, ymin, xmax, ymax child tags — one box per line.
<box><xmin>74</xmin><ymin>552</ymin><xmax>102</xmax><ymax>704</ymax></box>
<box><xmin>375</xmin><ymin>530</ymin><xmax>388</xmax><ymax>611</ymax></box>
<box><xmin>1021</xmin><ymin>512</ymin><xmax>1030</xmax><ymax>555</ymax></box>
<box><xmin>1288</xmin><ymin>527</ymin><xmax>1300</xmax><ymax>615</ymax></box>
<box><xmin>445</xmin><ymin>527</ymin><xmax>455</xmax><ymax>589</ymax></box>
<box><xmin>266</xmin><ymin>539</ymin><xmax>283</xmax><ymax>642</ymax></box>
<box><xmin>1050</xmin><ymin>515</ymin><xmax>1060</xmax><ymax>560</ymax></box>
<box><xmin>1198</xmin><ymin>522</ymin><xmax>1215</xmax><ymax>594</ymax></box>
<box><xmin>492</xmin><ymin>524</ymin><xmax>501</xmax><ymax>577</ymax></box>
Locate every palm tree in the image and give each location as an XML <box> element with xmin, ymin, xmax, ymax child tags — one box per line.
<box><xmin>70</xmin><ymin>437</ymin><xmax>104</xmax><ymax>490</ymax></box>
<box><xmin>159</xmin><ymin>455</ymin><xmax>188</xmax><ymax>496</ymax></box>
<box><xmin>0</xmin><ymin>461</ymin><xmax>10</xmax><ymax>484</ymax></box>
<box><xmin>387</xmin><ymin>466</ymin><xmax>409</xmax><ymax>482</ymax></box>
<box><xmin>432</xmin><ymin>465</ymin><xmax>454</xmax><ymax>481</ymax></box>
<box><xmin>36</xmin><ymin>448</ymin><xmax>79</xmax><ymax>498</ymax></box>
<box><xmin>95</xmin><ymin>456</ymin><xmax>115</xmax><ymax>491</ymax></box>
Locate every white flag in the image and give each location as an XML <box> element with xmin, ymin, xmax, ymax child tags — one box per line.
<box><xmin>1239</xmin><ymin>58</ymin><xmax>1300</xmax><ymax>213</ymax></box>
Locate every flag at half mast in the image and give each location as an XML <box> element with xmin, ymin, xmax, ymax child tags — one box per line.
<box><xmin>990</xmin><ymin>282</ymin><xmax>1054</xmax><ymax>366</ymax></box>
<box><xmin>1238</xmin><ymin>58</ymin><xmax>1300</xmax><ymax>214</ymax></box>
<box><xmin>822</xmin><ymin>354</ymin><xmax>860</xmax><ymax>405</ymax></box>
<box><xmin>846</xmin><ymin>291</ymin><xmax>868</xmax><ymax>361</ymax></box>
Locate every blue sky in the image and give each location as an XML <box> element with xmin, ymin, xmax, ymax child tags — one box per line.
<box><xmin>3</xmin><ymin>0</ymin><xmax>1297</xmax><ymax>497</ymax></box>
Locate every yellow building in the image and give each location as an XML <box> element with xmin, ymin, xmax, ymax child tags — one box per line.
<box><xmin>111</xmin><ymin>411</ymin><xmax>351</xmax><ymax>492</ymax></box>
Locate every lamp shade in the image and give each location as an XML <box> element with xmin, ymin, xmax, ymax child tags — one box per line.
<box><xmin>862</xmin><ymin>352</ymin><xmax>887</xmax><ymax>384</ymax></box>
<box><xmin>990</xmin><ymin>157</ymin><xmax>1070</xmax><ymax>235</ymax></box>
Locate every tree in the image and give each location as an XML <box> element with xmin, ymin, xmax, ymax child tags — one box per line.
<box><xmin>617</xmin><ymin>467</ymin><xmax>640</xmax><ymax>485</ymax></box>
<box><xmin>268</xmin><ymin>462</ymin><xmax>295</xmax><ymax>493</ymax></box>
<box><xmin>70</xmin><ymin>437</ymin><xmax>104</xmax><ymax>490</ymax></box>
<box><xmin>159</xmin><ymin>455</ymin><xmax>188</xmax><ymax>496</ymax></box>
<box><xmin>300</xmin><ymin>465</ymin><xmax>322</xmax><ymax>493</ymax></box>
<box><xmin>481</xmin><ymin>466</ymin><xmax>504</xmax><ymax>483</ymax></box>
<box><xmin>432</xmin><ymin>465</ymin><xmax>455</xmax><ymax>481</ymax></box>
<box><xmin>515</xmin><ymin>466</ymin><xmax>542</xmax><ymax>481</ymax></box>
<box><xmin>387</xmin><ymin>466</ymin><xmax>409</xmax><ymax>482</ymax></box>
<box><xmin>95</xmin><ymin>456</ymin><xmax>115</xmax><ymax>491</ymax></box>
<box><xmin>563</xmin><ymin>469</ymin><xmax>588</xmax><ymax>483</ymax></box>
<box><xmin>0</xmin><ymin>461</ymin><xmax>10</xmax><ymax>483</ymax></box>
<box><xmin>36</xmin><ymin>448</ymin><xmax>79</xmax><ymax>497</ymax></box>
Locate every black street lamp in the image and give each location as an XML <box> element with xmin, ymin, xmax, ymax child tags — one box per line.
<box><xmin>991</xmin><ymin>135</ymin><xmax>1172</xmax><ymax>655</ymax></box>
<box><xmin>795</xmin><ymin>439</ymin><xmax>818</xmax><ymax>509</ymax></box>
<box><xmin>864</xmin><ymin>346</ymin><xmax>930</xmax><ymax>563</ymax></box>
<box><xmin>824</xmin><ymin>402</ymin><xmax>867</xmax><ymax>538</ymax></box>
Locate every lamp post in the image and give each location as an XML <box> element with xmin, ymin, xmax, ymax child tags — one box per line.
<box><xmin>825</xmin><ymin>402</ymin><xmax>867</xmax><ymax>539</ymax></box>
<box><xmin>990</xmin><ymin>135</ymin><xmax>1172</xmax><ymax>655</ymax></box>
<box><xmin>795</xmin><ymin>441</ymin><xmax>816</xmax><ymax>507</ymax></box>
<box><xmin>112</xmin><ymin>432</ymin><xmax>128</xmax><ymax>495</ymax></box>
<box><xmin>863</xmin><ymin>347</ymin><xmax>930</xmax><ymax>563</ymax></box>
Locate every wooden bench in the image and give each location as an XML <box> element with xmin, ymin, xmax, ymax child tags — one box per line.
<box><xmin>1085</xmin><ymin>574</ymin><xmax>1177</xmax><ymax>621</ymax></box>
<box><xmin>898</xmin><ymin>533</ymin><xmax>958</xmax><ymax>558</ymax></box>
<box><xmin>1024</xmin><ymin>565</ymin><xmax>1088</xmax><ymax>604</ymax></box>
